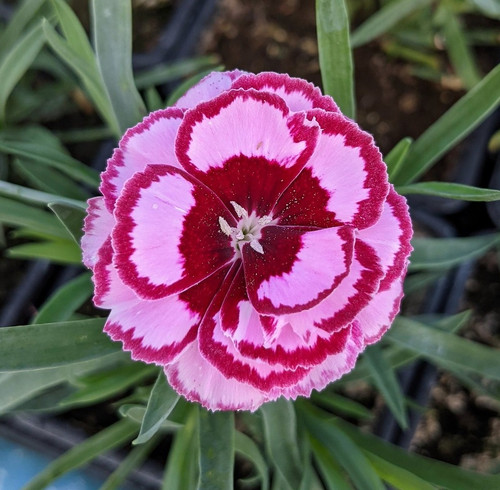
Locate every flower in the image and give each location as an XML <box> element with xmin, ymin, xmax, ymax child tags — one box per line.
<box><xmin>81</xmin><ymin>71</ymin><xmax>413</xmax><ymax>411</ymax></box>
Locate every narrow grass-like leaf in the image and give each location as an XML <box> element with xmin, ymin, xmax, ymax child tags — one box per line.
<box><xmin>0</xmin><ymin>318</ymin><xmax>122</xmax><ymax>371</ymax></box>
<box><xmin>410</xmin><ymin>233</ymin><xmax>500</xmax><ymax>271</ymax></box>
<box><xmin>310</xmin><ymin>437</ymin><xmax>353</xmax><ymax>490</ymax></box>
<box><xmin>351</xmin><ymin>0</ymin><xmax>431</xmax><ymax>48</ymax></box>
<box><xmin>0</xmin><ymin>180</ymin><xmax>86</xmax><ymax>209</ymax></box>
<box><xmin>145</xmin><ymin>87</ymin><xmax>164</xmax><ymax>112</ymax></box>
<box><xmin>163</xmin><ymin>406</ymin><xmax>199</xmax><ymax>490</ymax></box>
<box><xmin>0</xmin><ymin>22</ymin><xmax>45</xmax><ymax>125</ymax></box>
<box><xmin>0</xmin><ymin>139</ymin><xmax>99</xmax><ymax>187</ymax></box>
<box><xmin>166</xmin><ymin>66</ymin><xmax>224</xmax><ymax>106</ymax></box>
<box><xmin>235</xmin><ymin>431</ymin><xmax>270</xmax><ymax>490</ymax></box>
<box><xmin>13</xmin><ymin>159</ymin><xmax>89</xmax><ymax>201</ymax></box>
<box><xmin>403</xmin><ymin>270</ymin><xmax>443</xmax><ymax>295</ymax></box>
<box><xmin>364</xmin><ymin>451</ymin><xmax>437</xmax><ymax>490</ymax></box>
<box><xmin>0</xmin><ymin>0</ymin><xmax>46</xmax><ymax>61</ymax></box>
<box><xmin>385</xmin><ymin>137</ymin><xmax>412</xmax><ymax>182</ymax></box>
<box><xmin>333</xmin><ymin>417</ymin><xmax>500</xmax><ymax>490</ymax></box>
<box><xmin>48</xmin><ymin>202</ymin><xmax>86</xmax><ymax>244</ymax></box>
<box><xmin>316</xmin><ymin>0</ymin><xmax>355</xmax><ymax>118</ymax></box>
<box><xmin>261</xmin><ymin>399</ymin><xmax>303</xmax><ymax>490</ymax></box>
<box><xmin>393</xmin><ymin>63</ymin><xmax>500</xmax><ymax>184</ymax></box>
<box><xmin>101</xmin><ymin>434</ymin><xmax>161</xmax><ymax>490</ymax></box>
<box><xmin>91</xmin><ymin>0</ymin><xmax>146</xmax><ymax>133</ymax></box>
<box><xmin>120</xmin><ymin>404</ymin><xmax>182</xmax><ymax>431</ymax></box>
<box><xmin>440</xmin><ymin>7</ymin><xmax>481</xmax><ymax>90</ymax></box>
<box><xmin>33</xmin><ymin>272</ymin><xmax>92</xmax><ymax>324</ymax></box>
<box><xmin>42</xmin><ymin>20</ymin><xmax>120</xmax><ymax>137</ymax></box>
<box><xmin>134</xmin><ymin>371</ymin><xmax>180</xmax><ymax>445</ymax></box>
<box><xmin>23</xmin><ymin>418</ymin><xmax>138</xmax><ymax>490</ymax></box>
<box><xmin>397</xmin><ymin>181</ymin><xmax>500</xmax><ymax>201</ymax></box>
<box><xmin>7</xmin><ymin>239</ymin><xmax>82</xmax><ymax>264</ymax></box>
<box><xmin>135</xmin><ymin>55</ymin><xmax>219</xmax><ymax>89</ymax></box>
<box><xmin>299</xmin><ymin>402</ymin><xmax>385</xmax><ymax>490</ymax></box>
<box><xmin>387</xmin><ymin>316</ymin><xmax>500</xmax><ymax>381</ymax></box>
<box><xmin>198</xmin><ymin>409</ymin><xmax>234</xmax><ymax>490</ymax></box>
<box><xmin>311</xmin><ymin>391</ymin><xmax>373</xmax><ymax>420</ymax></box>
<box><xmin>0</xmin><ymin>196</ymin><xmax>67</xmax><ymax>239</ymax></box>
<box><xmin>60</xmin><ymin>362</ymin><xmax>157</xmax><ymax>407</ymax></box>
<box><xmin>363</xmin><ymin>344</ymin><xmax>408</xmax><ymax>429</ymax></box>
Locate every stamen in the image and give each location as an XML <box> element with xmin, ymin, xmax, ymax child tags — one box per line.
<box><xmin>258</xmin><ymin>215</ymin><xmax>272</xmax><ymax>225</ymax></box>
<box><xmin>230</xmin><ymin>201</ymin><xmax>248</xmax><ymax>218</ymax></box>
<box><xmin>250</xmin><ymin>240</ymin><xmax>264</xmax><ymax>254</ymax></box>
<box><xmin>218</xmin><ymin>216</ymin><xmax>232</xmax><ymax>236</ymax></box>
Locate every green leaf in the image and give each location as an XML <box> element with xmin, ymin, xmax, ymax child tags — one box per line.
<box><xmin>393</xmin><ymin>63</ymin><xmax>500</xmax><ymax>184</ymax></box>
<box><xmin>0</xmin><ymin>318</ymin><xmax>122</xmax><ymax>371</ymax></box>
<box><xmin>440</xmin><ymin>6</ymin><xmax>481</xmax><ymax>90</ymax></box>
<box><xmin>234</xmin><ymin>431</ymin><xmax>270</xmax><ymax>490</ymax></box>
<box><xmin>134</xmin><ymin>371</ymin><xmax>180</xmax><ymax>445</ymax></box>
<box><xmin>363</xmin><ymin>344</ymin><xmax>408</xmax><ymax>429</ymax></box>
<box><xmin>48</xmin><ymin>201</ymin><xmax>86</xmax><ymax>244</ymax></box>
<box><xmin>261</xmin><ymin>399</ymin><xmax>303</xmax><ymax>489</ymax></box>
<box><xmin>91</xmin><ymin>0</ymin><xmax>146</xmax><ymax>133</ymax></box>
<box><xmin>101</xmin><ymin>434</ymin><xmax>160</xmax><ymax>490</ymax></box>
<box><xmin>33</xmin><ymin>272</ymin><xmax>92</xmax><ymax>324</ymax></box>
<box><xmin>299</xmin><ymin>402</ymin><xmax>385</xmax><ymax>490</ymax></box>
<box><xmin>23</xmin><ymin>418</ymin><xmax>138</xmax><ymax>490</ymax></box>
<box><xmin>403</xmin><ymin>270</ymin><xmax>443</xmax><ymax>295</ymax></box>
<box><xmin>0</xmin><ymin>0</ymin><xmax>46</xmax><ymax>62</ymax></box>
<box><xmin>0</xmin><ymin>22</ymin><xmax>45</xmax><ymax>125</ymax></box>
<box><xmin>60</xmin><ymin>362</ymin><xmax>157</xmax><ymax>407</ymax></box>
<box><xmin>387</xmin><ymin>316</ymin><xmax>500</xmax><ymax>381</ymax></box>
<box><xmin>0</xmin><ymin>180</ymin><xmax>86</xmax><ymax>209</ymax></box>
<box><xmin>13</xmin><ymin>159</ymin><xmax>90</xmax><ymax>201</ymax></box>
<box><xmin>397</xmin><ymin>181</ymin><xmax>500</xmax><ymax>201</ymax></box>
<box><xmin>332</xmin><ymin>417</ymin><xmax>500</xmax><ymax>490</ymax></box>
<box><xmin>385</xmin><ymin>137</ymin><xmax>412</xmax><ymax>182</ymax></box>
<box><xmin>163</xmin><ymin>406</ymin><xmax>199</xmax><ymax>490</ymax></box>
<box><xmin>410</xmin><ymin>233</ymin><xmax>500</xmax><ymax>271</ymax></box>
<box><xmin>0</xmin><ymin>196</ymin><xmax>67</xmax><ymax>239</ymax></box>
<box><xmin>310</xmin><ymin>437</ymin><xmax>353</xmax><ymax>490</ymax></box>
<box><xmin>7</xmin><ymin>239</ymin><xmax>82</xmax><ymax>264</ymax></box>
<box><xmin>470</xmin><ymin>0</ymin><xmax>500</xmax><ymax>18</ymax></box>
<box><xmin>316</xmin><ymin>0</ymin><xmax>355</xmax><ymax>118</ymax></box>
<box><xmin>0</xmin><ymin>139</ymin><xmax>99</xmax><ymax>187</ymax></box>
<box><xmin>351</xmin><ymin>0</ymin><xmax>431</xmax><ymax>48</ymax></box>
<box><xmin>311</xmin><ymin>391</ymin><xmax>373</xmax><ymax>420</ymax></box>
<box><xmin>198</xmin><ymin>409</ymin><xmax>234</xmax><ymax>490</ymax></box>
<box><xmin>42</xmin><ymin>19</ymin><xmax>120</xmax><ymax>137</ymax></box>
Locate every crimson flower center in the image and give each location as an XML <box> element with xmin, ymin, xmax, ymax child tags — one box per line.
<box><xmin>219</xmin><ymin>201</ymin><xmax>274</xmax><ymax>255</ymax></box>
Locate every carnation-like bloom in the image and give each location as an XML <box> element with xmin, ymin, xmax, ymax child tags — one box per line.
<box><xmin>82</xmin><ymin>71</ymin><xmax>413</xmax><ymax>411</ymax></box>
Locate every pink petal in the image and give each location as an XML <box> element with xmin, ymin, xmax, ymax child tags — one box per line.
<box><xmin>175</xmin><ymin>89</ymin><xmax>319</xmax><ymax>215</ymax></box>
<box><xmin>243</xmin><ymin>225</ymin><xmax>355</xmax><ymax>315</ymax></box>
<box><xmin>278</xmin><ymin>239</ymin><xmax>383</xmax><ymax>335</ymax></box>
<box><xmin>174</xmin><ymin>70</ymin><xmax>246</xmax><ymax>109</ymax></box>
<box><xmin>197</xmin><ymin>263</ymin><xmax>310</xmax><ymax>392</ymax></box>
<box><xmin>231</xmin><ymin>72</ymin><xmax>339</xmax><ymax>112</ymax></box>
<box><xmin>275</xmin><ymin>110</ymin><xmax>389</xmax><ymax>229</ymax></box>
<box><xmin>358</xmin><ymin>187</ymin><xmax>413</xmax><ymax>291</ymax></box>
<box><xmin>165</xmin><ymin>343</ymin><xmax>268</xmax><ymax>412</ymax></box>
<box><xmin>100</xmin><ymin>108</ymin><xmax>184</xmax><ymax>211</ymax></box>
<box><xmin>275</xmin><ymin>324</ymin><xmax>365</xmax><ymax>399</ymax></box>
<box><xmin>113</xmin><ymin>164</ymin><xmax>235</xmax><ymax>300</ymax></box>
<box><xmin>355</xmin><ymin>268</ymin><xmax>406</xmax><ymax>344</ymax></box>
<box><xmin>81</xmin><ymin>197</ymin><xmax>114</xmax><ymax>269</ymax></box>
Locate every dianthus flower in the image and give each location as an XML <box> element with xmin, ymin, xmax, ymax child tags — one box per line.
<box><xmin>81</xmin><ymin>71</ymin><xmax>413</xmax><ymax>411</ymax></box>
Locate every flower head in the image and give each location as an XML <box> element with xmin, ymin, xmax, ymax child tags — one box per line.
<box><xmin>82</xmin><ymin>71</ymin><xmax>413</xmax><ymax>411</ymax></box>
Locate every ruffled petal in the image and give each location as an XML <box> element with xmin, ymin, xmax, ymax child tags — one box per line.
<box><xmin>231</xmin><ymin>72</ymin><xmax>339</xmax><ymax>112</ymax></box>
<box><xmin>275</xmin><ymin>110</ymin><xmax>389</xmax><ymax>229</ymax></box>
<box><xmin>243</xmin><ymin>225</ymin><xmax>355</xmax><ymax>315</ymax></box>
<box><xmin>355</xmin><ymin>268</ymin><xmax>406</xmax><ymax>344</ymax></box>
<box><xmin>175</xmin><ymin>89</ymin><xmax>319</xmax><ymax>215</ymax></box>
<box><xmin>113</xmin><ymin>164</ymin><xmax>235</xmax><ymax>300</ymax></box>
<box><xmin>165</xmin><ymin>343</ymin><xmax>268</xmax><ymax>412</ymax></box>
<box><xmin>174</xmin><ymin>70</ymin><xmax>246</xmax><ymax>109</ymax></box>
<box><xmin>81</xmin><ymin>197</ymin><xmax>114</xmax><ymax>269</ymax></box>
<box><xmin>100</xmin><ymin>108</ymin><xmax>184</xmax><ymax>211</ymax></box>
<box><xmin>358</xmin><ymin>186</ymin><xmax>413</xmax><ymax>291</ymax></box>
